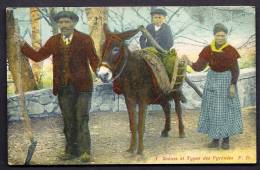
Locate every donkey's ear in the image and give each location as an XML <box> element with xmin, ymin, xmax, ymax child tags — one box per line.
<box><xmin>117</xmin><ymin>28</ymin><xmax>140</xmax><ymax>40</ymax></box>
<box><xmin>103</xmin><ymin>23</ymin><xmax>110</xmax><ymax>34</ymax></box>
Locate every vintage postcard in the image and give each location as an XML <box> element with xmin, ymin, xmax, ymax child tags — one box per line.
<box><xmin>7</xmin><ymin>6</ymin><xmax>256</xmax><ymax>165</ymax></box>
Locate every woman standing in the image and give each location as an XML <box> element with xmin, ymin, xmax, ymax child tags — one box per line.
<box><xmin>182</xmin><ymin>23</ymin><xmax>243</xmax><ymax>150</ymax></box>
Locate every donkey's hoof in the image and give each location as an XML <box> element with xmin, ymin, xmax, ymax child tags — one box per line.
<box><xmin>179</xmin><ymin>132</ymin><xmax>186</xmax><ymax>138</ymax></box>
<box><xmin>126</xmin><ymin>148</ymin><xmax>135</xmax><ymax>153</ymax></box>
<box><xmin>137</xmin><ymin>150</ymin><xmax>143</xmax><ymax>155</ymax></box>
<box><xmin>161</xmin><ymin>130</ymin><xmax>169</xmax><ymax>137</ymax></box>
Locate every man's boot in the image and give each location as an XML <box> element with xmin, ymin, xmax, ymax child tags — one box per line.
<box><xmin>79</xmin><ymin>152</ymin><xmax>91</xmax><ymax>162</ymax></box>
<box><xmin>58</xmin><ymin>151</ymin><xmax>77</xmax><ymax>161</ymax></box>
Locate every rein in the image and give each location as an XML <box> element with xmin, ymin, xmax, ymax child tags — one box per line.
<box><xmin>110</xmin><ymin>46</ymin><xmax>128</xmax><ymax>82</ymax></box>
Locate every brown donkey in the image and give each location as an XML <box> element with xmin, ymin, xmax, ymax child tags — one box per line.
<box><xmin>97</xmin><ymin>24</ymin><xmax>201</xmax><ymax>154</ymax></box>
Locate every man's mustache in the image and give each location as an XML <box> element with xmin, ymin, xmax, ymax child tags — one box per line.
<box><xmin>60</xmin><ymin>28</ymin><xmax>72</xmax><ymax>31</ymax></box>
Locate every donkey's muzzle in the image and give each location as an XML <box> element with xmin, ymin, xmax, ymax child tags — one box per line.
<box><xmin>97</xmin><ymin>66</ymin><xmax>113</xmax><ymax>83</ymax></box>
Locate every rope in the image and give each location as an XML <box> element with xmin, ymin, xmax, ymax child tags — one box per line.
<box><xmin>170</xmin><ymin>55</ymin><xmax>180</xmax><ymax>89</ymax></box>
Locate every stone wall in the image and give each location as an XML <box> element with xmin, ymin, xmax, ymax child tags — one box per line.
<box><xmin>7</xmin><ymin>68</ymin><xmax>256</xmax><ymax>121</ymax></box>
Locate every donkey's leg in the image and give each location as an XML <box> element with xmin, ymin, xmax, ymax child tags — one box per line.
<box><xmin>160</xmin><ymin>101</ymin><xmax>171</xmax><ymax>137</ymax></box>
<box><xmin>173</xmin><ymin>95</ymin><xmax>186</xmax><ymax>138</ymax></box>
<box><xmin>125</xmin><ymin>97</ymin><xmax>137</xmax><ymax>153</ymax></box>
<box><xmin>137</xmin><ymin>102</ymin><xmax>147</xmax><ymax>155</ymax></box>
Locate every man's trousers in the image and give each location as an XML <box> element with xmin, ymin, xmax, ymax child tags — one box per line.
<box><xmin>58</xmin><ymin>85</ymin><xmax>92</xmax><ymax>156</ymax></box>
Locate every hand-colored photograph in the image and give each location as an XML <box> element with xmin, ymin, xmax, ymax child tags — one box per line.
<box><xmin>7</xmin><ymin>6</ymin><xmax>256</xmax><ymax>165</ymax></box>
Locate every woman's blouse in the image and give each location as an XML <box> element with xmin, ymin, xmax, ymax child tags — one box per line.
<box><xmin>191</xmin><ymin>45</ymin><xmax>240</xmax><ymax>84</ymax></box>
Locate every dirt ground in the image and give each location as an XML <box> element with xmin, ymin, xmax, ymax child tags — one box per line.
<box><xmin>8</xmin><ymin>106</ymin><xmax>256</xmax><ymax>165</ymax></box>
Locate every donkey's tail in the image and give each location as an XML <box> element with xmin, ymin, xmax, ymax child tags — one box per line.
<box><xmin>185</xmin><ymin>76</ymin><xmax>203</xmax><ymax>98</ymax></box>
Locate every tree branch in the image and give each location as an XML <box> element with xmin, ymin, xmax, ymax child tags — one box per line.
<box><xmin>37</xmin><ymin>8</ymin><xmax>52</xmax><ymax>26</ymax></box>
<box><xmin>78</xmin><ymin>8</ymin><xmax>88</xmax><ymax>25</ymax></box>
<box><xmin>120</xmin><ymin>8</ymin><xmax>125</xmax><ymax>31</ymax></box>
<box><xmin>173</xmin><ymin>22</ymin><xmax>194</xmax><ymax>37</ymax></box>
<box><xmin>166</xmin><ymin>7</ymin><xmax>183</xmax><ymax>24</ymax></box>
<box><xmin>174</xmin><ymin>41</ymin><xmax>206</xmax><ymax>47</ymax></box>
<box><xmin>108</xmin><ymin>9</ymin><xmax>124</xmax><ymax>32</ymax></box>
<box><xmin>131</xmin><ymin>7</ymin><xmax>150</xmax><ymax>24</ymax></box>
<box><xmin>22</xmin><ymin>27</ymin><xmax>30</xmax><ymax>39</ymax></box>
<box><xmin>108</xmin><ymin>8</ymin><xmax>126</xmax><ymax>32</ymax></box>
<box><xmin>212</xmin><ymin>7</ymin><xmax>254</xmax><ymax>14</ymax></box>
<box><xmin>175</xmin><ymin>35</ymin><xmax>208</xmax><ymax>45</ymax></box>
<box><xmin>237</xmin><ymin>33</ymin><xmax>255</xmax><ymax>49</ymax></box>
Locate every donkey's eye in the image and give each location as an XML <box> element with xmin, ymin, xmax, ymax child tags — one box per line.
<box><xmin>112</xmin><ymin>47</ymin><xmax>120</xmax><ymax>55</ymax></box>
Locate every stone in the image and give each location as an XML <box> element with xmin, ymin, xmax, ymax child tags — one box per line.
<box><xmin>118</xmin><ymin>103</ymin><xmax>127</xmax><ymax>112</ymax></box>
<box><xmin>29</xmin><ymin>96</ymin><xmax>39</xmax><ymax>102</ymax></box>
<box><xmin>54</xmin><ymin>107</ymin><xmax>62</xmax><ymax>115</ymax></box>
<box><xmin>45</xmin><ymin>103</ymin><xmax>56</xmax><ymax>113</ymax></box>
<box><xmin>92</xmin><ymin>96</ymin><xmax>102</xmax><ymax>108</ymax></box>
<box><xmin>99</xmin><ymin>104</ymin><xmax>111</xmax><ymax>112</ymax></box>
<box><xmin>7</xmin><ymin>101</ymin><xmax>18</xmax><ymax>108</ymax></box>
<box><xmin>150</xmin><ymin>104</ymin><xmax>162</xmax><ymax>111</ymax></box>
<box><xmin>52</xmin><ymin>96</ymin><xmax>59</xmax><ymax>103</ymax></box>
<box><xmin>8</xmin><ymin>109</ymin><xmax>19</xmax><ymax>117</ymax></box>
<box><xmin>8</xmin><ymin>116</ymin><xmax>20</xmax><ymax>121</ymax></box>
<box><xmin>30</xmin><ymin>114</ymin><xmax>41</xmax><ymax>118</ymax></box>
<box><xmin>90</xmin><ymin>106</ymin><xmax>99</xmax><ymax>113</ymax></box>
<box><xmin>38</xmin><ymin>95</ymin><xmax>52</xmax><ymax>105</ymax></box>
<box><xmin>112</xmin><ymin>100</ymin><xmax>119</xmax><ymax>112</ymax></box>
<box><xmin>39</xmin><ymin>112</ymin><xmax>49</xmax><ymax>118</ymax></box>
<box><xmin>27</xmin><ymin>102</ymin><xmax>45</xmax><ymax>115</ymax></box>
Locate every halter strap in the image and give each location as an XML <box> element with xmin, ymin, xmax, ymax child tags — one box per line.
<box><xmin>99</xmin><ymin>46</ymin><xmax>128</xmax><ymax>82</ymax></box>
<box><xmin>110</xmin><ymin>46</ymin><xmax>128</xmax><ymax>82</ymax></box>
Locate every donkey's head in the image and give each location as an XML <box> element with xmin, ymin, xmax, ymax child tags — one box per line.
<box><xmin>97</xmin><ymin>24</ymin><xmax>141</xmax><ymax>83</ymax></box>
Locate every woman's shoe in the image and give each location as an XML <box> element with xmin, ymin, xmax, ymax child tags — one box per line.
<box><xmin>208</xmin><ymin>139</ymin><xmax>219</xmax><ymax>148</ymax></box>
<box><xmin>221</xmin><ymin>137</ymin><xmax>230</xmax><ymax>150</ymax></box>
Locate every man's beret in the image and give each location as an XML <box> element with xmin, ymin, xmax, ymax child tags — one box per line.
<box><xmin>53</xmin><ymin>11</ymin><xmax>79</xmax><ymax>23</ymax></box>
<box><xmin>150</xmin><ymin>9</ymin><xmax>167</xmax><ymax>16</ymax></box>
<box><xmin>213</xmin><ymin>23</ymin><xmax>228</xmax><ymax>34</ymax></box>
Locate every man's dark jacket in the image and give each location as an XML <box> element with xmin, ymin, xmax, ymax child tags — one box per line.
<box><xmin>21</xmin><ymin>30</ymin><xmax>100</xmax><ymax>95</ymax></box>
<box><xmin>139</xmin><ymin>23</ymin><xmax>174</xmax><ymax>50</ymax></box>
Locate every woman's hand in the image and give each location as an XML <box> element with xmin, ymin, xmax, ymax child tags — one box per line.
<box><xmin>229</xmin><ymin>84</ymin><xmax>236</xmax><ymax>97</ymax></box>
<box><xmin>180</xmin><ymin>55</ymin><xmax>192</xmax><ymax>66</ymax></box>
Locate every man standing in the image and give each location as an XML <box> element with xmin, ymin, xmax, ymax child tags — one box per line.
<box><xmin>15</xmin><ymin>11</ymin><xmax>99</xmax><ymax>162</ymax></box>
<box><xmin>140</xmin><ymin>8</ymin><xmax>174</xmax><ymax>50</ymax></box>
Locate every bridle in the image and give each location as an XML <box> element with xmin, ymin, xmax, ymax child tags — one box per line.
<box><xmin>99</xmin><ymin>35</ymin><xmax>128</xmax><ymax>82</ymax></box>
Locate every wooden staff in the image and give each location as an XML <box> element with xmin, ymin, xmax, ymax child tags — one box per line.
<box><xmin>139</xmin><ymin>25</ymin><xmax>167</xmax><ymax>53</ymax></box>
<box><xmin>14</xmin><ymin>15</ymin><xmax>37</xmax><ymax>165</ymax></box>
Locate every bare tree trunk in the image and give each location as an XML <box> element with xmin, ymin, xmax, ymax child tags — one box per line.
<box><xmin>30</xmin><ymin>7</ymin><xmax>43</xmax><ymax>88</ymax></box>
<box><xmin>85</xmin><ymin>7</ymin><xmax>108</xmax><ymax>57</ymax></box>
<box><xmin>7</xmin><ymin>9</ymin><xmax>38</xmax><ymax>93</ymax></box>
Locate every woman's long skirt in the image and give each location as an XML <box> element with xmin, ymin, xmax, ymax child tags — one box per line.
<box><xmin>197</xmin><ymin>69</ymin><xmax>243</xmax><ymax>139</ymax></box>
